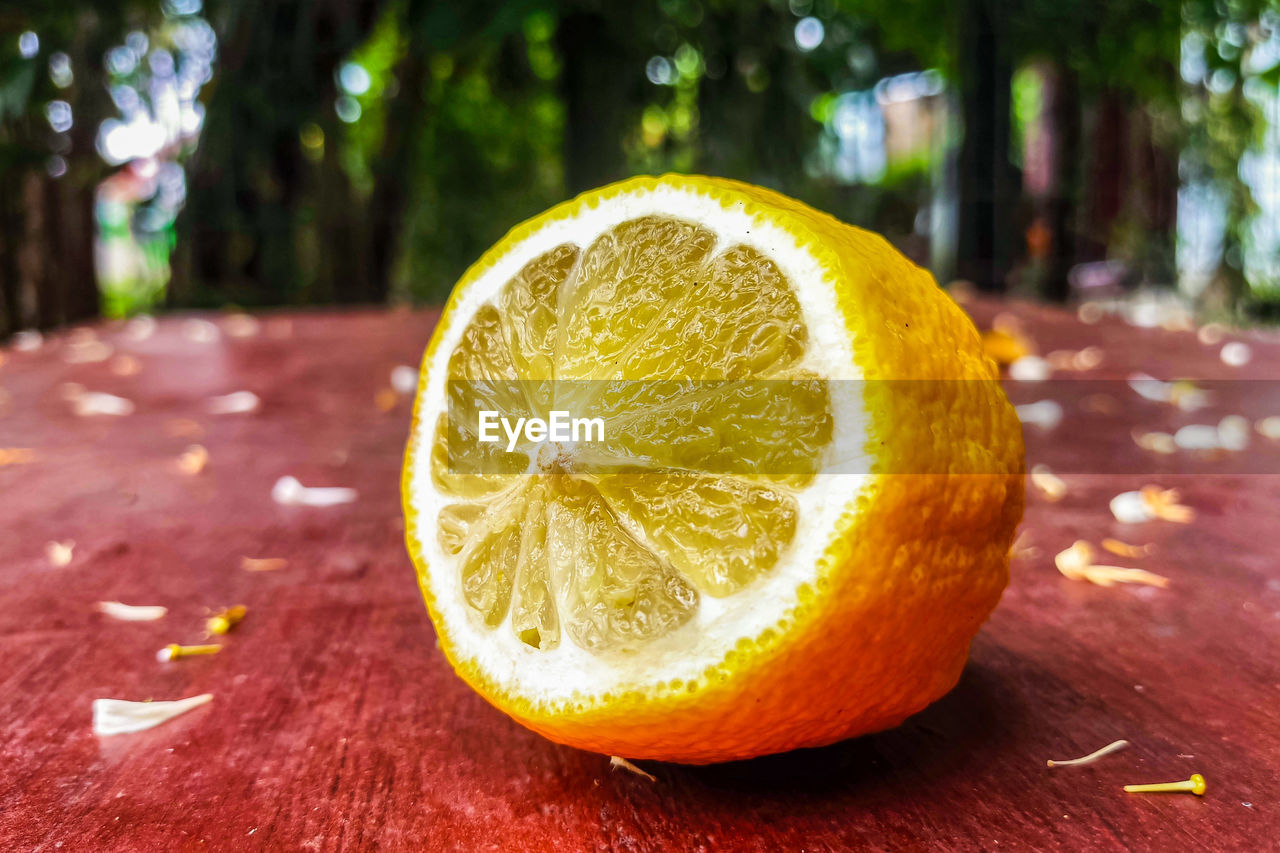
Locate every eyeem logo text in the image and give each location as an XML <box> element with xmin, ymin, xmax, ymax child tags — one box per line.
<box><xmin>478</xmin><ymin>411</ymin><xmax>606</xmax><ymax>452</ymax></box>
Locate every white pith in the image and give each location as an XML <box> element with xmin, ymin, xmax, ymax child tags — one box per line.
<box><xmin>406</xmin><ymin>184</ymin><xmax>872</xmax><ymax>704</ymax></box>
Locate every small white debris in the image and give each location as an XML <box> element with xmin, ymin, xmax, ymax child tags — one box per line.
<box><xmin>1128</xmin><ymin>373</ymin><xmax>1172</xmax><ymax>403</ymax></box>
<box><xmin>123</xmin><ymin>315</ymin><xmax>157</xmax><ymax>341</ymax></box>
<box><xmin>1077</xmin><ymin>302</ymin><xmax>1104</xmax><ymax>324</ymax></box>
<box><xmin>221</xmin><ymin>313</ymin><xmax>260</xmax><ymax>338</ymax></box>
<box><xmin>272</xmin><ymin>476</ymin><xmax>357</xmax><ymax>507</ymax></box>
<box><xmin>391</xmin><ymin>365</ymin><xmax>419</xmax><ymax>395</ymax></box>
<box><xmin>92</xmin><ymin>694</ymin><xmax>213</xmax><ymax>735</ymax></box>
<box><xmin>1133</xmin><ymin>430</ymin><xmax>1176</xmax><ymax>455</ymax></box>
<box><xmin>1127</xmin><ymin>373</ymin><xmax>1210</xmax><ymax>411</ymax></box>
<box><xmin>1016</xmin><ymin>400</ymin><xmax>1063</xmax><ymax>429</ymax></box>
<box><xmin>64</xmin><ymin>338</ymin><xmax>114</xmax><ymax>364</ymax></box>
<box><xmin>96</xmin><ymin>601</ymin><xmax>168</xmax><ymax>621</ymax></box>
<box><xmin>1030</xmin><ymin>464</ymin><xmax>1068</xmax><ymax>501</ymax></box>
<box><xmin>1196</xmin><ymin>323</ymin><xmax>1225</xmax><ymax>345</ymax></box>
<box><xmin>46</xmin><ymin>540</ymin><xmax>75</xmax><ymax>567</ymax></box>
<box><xmin>72</xmin><ymin>391</ymin><xmax>135</xmax><ymax>417</ymax></box>
<box><xmin>1217</xmin><ymin>415</ymin><xmax>1251</xmax><ymax>451</ymax></box>
<box><xmin>12</xmin><ymin>329</ymin><xmax>43</xmax><ymax>351</ymax></box>
<box><xmin>1220</xmin><ymin>341</ymin><xmax>1252</xmax><ymax>367</ymax></box>
<box><xmin>207</xmin><ymin>390</ymin><xmax>260</xmax><ymax>415</ymax></box>
<box><xmin>1174</xmin><ymin>424</ymin><xmax>1222</xmax><ymax>451</ymax></box>
<box><xmin>182</xmin><ymin>319</ymin><xmax>220</xmax><ymax>343</ymax></box>
<box><xmin>1110</xmin><ymin>486</ymin><xmax>1193</xmax><ymax>523</ymax></box>
<box><xmin>1110</xmin><ymin>491</ymin><xmax>1153</xmax><ymax>523</ymax></box>
<box><xmin>1258</xmin><ymin>416</ymin><xmax>1280</xmax><ymax>441</ymax></box>
<box><xmin>1009</xmin><ymin>355</ymin><xmax>1051</xmax><ymax>382</ymax></box>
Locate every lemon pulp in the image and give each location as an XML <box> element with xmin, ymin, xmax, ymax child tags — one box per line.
<box><xmin>430</xmin><ymin>215</ymin><xmax>833</xmax><ymax>653</ymax></box>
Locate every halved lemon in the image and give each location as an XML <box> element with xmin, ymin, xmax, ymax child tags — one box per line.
<box><xmin>403</xmin><ymin>175</ymin><xmax>1023</xmax><ymax>764</ymax></box>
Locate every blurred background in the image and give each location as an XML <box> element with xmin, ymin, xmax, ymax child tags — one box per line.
<box><xmin>2</xmin><ymin>0</ymin><xmax>1280</xmax><ymax>338</ymax></box>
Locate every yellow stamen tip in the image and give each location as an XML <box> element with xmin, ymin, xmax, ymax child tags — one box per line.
<box><xmin>1123</xmin><ymin>774</ymin><xmax>1207</xmax><ymax>796</ymax></box>
<box><xmin>207</xmin><ymin>605</ymin><xmax>247</xmax><ymax>635</ymax></box>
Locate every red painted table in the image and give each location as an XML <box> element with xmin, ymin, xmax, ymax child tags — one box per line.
<box><xmin>2</xmin><ymin>301</ymin><xmax>1278</xmax><ymax>850</ymax></box>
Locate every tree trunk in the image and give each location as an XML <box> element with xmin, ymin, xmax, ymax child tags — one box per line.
<box><xmin>954</xmin><ymin>0</ymin><xmax>1017</xmax><ymax>292</ymax></box>
<box><xmin>1080</xmin><ymin>92</ymin><xmax>1128</xmax><ymax>264</ymax></box>
<box><xmin>1041</xmin><ymin>64</ymin><xmax>1081</xmax><ymax>301</ymax></box>
<box><xmin>1130</xmin><ymin>106</ymin><xmax>1177</xmax><ymax>285</ymax></box>
<box><xmin>364</xmin><ymin>0</ymin><xmax>430</xmax><ymax>303</ymax></box>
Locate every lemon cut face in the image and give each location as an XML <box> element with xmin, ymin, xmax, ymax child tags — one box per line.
<box><xmin>430</xmin><ymin>213</ymin><xmax>834</xmax><ymax>654</ymax></box>
<box><xmin>403</xmin><ymin>175</ymin><xmax>1023</xmax><ymax>763</ymax></box>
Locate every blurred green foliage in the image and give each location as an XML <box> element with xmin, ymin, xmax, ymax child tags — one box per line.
<box><xmin>4</xmin><ymin>0</ymin><xmax>1280</xmax><ymax>330</ymax></box>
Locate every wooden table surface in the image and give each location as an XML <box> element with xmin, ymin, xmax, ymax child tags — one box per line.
<box><xmin>2</xmin><ymin>300</ymin><xmax>1279</xmax><ymax>851</ymax></box>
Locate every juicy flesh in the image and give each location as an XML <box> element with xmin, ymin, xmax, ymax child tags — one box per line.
<box><xmin>430</xmin><ymin>216</ymin><xmax>832</xmax><ymax>653</ymax></box>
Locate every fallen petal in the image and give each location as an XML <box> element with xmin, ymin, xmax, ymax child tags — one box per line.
<box><xmin>92</xmin><ymin>694</ymin><xmax>213</xmax><ymax>735</ymax></box>
<box><xmin>1030</xmin><ymin>464</ymin><xmax>1068</xmax><ymax>500</ymax></box>
<box><xmin>1128</xmin><ymin>373</ymin><xmax>1172</xmax><ymax>403</ymax></box>
<box><xmin>177</xmin><ymin>444</ymin><xmax>209</xmax><ymax>475</ymax></box>
<box><xmin>46</xmin><ymin>540</ymin><xmax>75</xmax><ymax>567</ymax></box>
<box><xmin>221</xmin><ymin>314</ymin><xmax>260</xmax><ymax>338</ymax></box>
<box><xmin>1054</xmin><ymin>541</ymin><xmax>1096</xmax><ymax>580</ymax></box>
<box><xmin>1220</xmin><ymin>341</ymin><xmax>1252</xmax><ymax>367</ymax></box>
<box><xmin>97</xmin><ymin>601</ymin><xmax>168</xmax><ymax>621</ymax></box>
<box><xmin>1016</xmin><ymin>400</ymin><xmax>1063</xmax><ymax>429</ymax></box>
<box><xmin>183</xmin><ymin>319</ymin><xmax>220</xmax><ymax>343</ymax></box>
<box><xmin>241</xmin><ymin>556</ymin><xmax>288</xmax><ymax>572</ymax></box>
<box><xmin>0</xmin><ymin>448</ymin><xmax>37</xmax><ymax>466</ymax></box>
<box><xmin>64</xmin><ymin>339</ymin><xmax>114</xmax><ymax>364</ymax></box>
<box><xmin>391</xmin><ymin>365</ymin><xmax>419</xmax><ymax>395</ymax></box>
<box><xmin>1133</xmin><ymin>430</ymin><xmax>1176</xmax><ymax>455</ymax></box>
<box><xmin>123</xmin><ymin>315</ymin><xmax>156</xmax><ymax>341</ymax></box>
<box><xmin>207</xmin><ymin>391</ymin><xmax>260</xmax><ymax>415</ymax></box>
<box><xmin>1139</xmin><ymin>485</ymin><xmax>1194</xmax><ymax>523</ymax></box>
<box><xmin>1110</xmin><ymin>491</ymin><xmax>1153</xmax><ymax>523</ymax></box>
<box><xmin>1174</xmin><ymin>424</ymin><xmax>1221</xmax><ymax>451</ymax></box>
<box><xmin>110</xmin><ymin>354</ymin><xmax>142</xmax><ymax>376</ymax></box>
<box><xmin>1196</xmin><ymin>323</ymin><xmax>1225</xmax><ymax>345</ymax></box>
<box><xmin>73</xmin><ymin>392</ymin><xmax>135</xmax><ymax>417</ymax></box>
<box><xmin>1009</xmin><ymin>355</ymin><xmax>1051</xmax><ymax>382</ymax></box>
<box><xmin>1217</xmin><ymin>415</ymin><xmax>1250</xmax><ymax>451</ymax></box>
<box><xmin>271</xmin><ymin>475</ymin><xmax>357</xmax><ymax>507</ymax></box>
<box><xmin>13</xmin><ymin>329</ymin><xmax>43</xmax><ymax>351</ymax></box>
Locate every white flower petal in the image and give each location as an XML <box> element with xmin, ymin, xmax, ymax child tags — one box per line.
<box><xmin>96</xmin><ymin>601</ymin><xmax>168</xmax><ymax>621</ymax></box>
<box><xmin>1173</xmin><ymin>424</ymin><xmax>1221</xmax><ymax>451</ymax></box>
<box><xmin>207</xmin><ymin>390</ymin><xmax>260</xmax><ymax>415</ymax></box>
<box><xmin>1217</xmin><ymin>415</ymin><xmax>1251</xmax><ymax>451</ymax></box>
<box><xmin>1015</xmin><ymin>400</ymin><xmax>1063</xmax><ymax>429</ymax></box>
<box><xmin>123</xmin><ymin>315</ymin><xmax>156</xmax><ymax>341</ymax></box>
<box><xmin>1220</xmin><ymin>341</ymin><xmax>1252</xmax><ymax>367</ymax></box>
<box><xmin>73</xmin><ymin>392</ymin><xmax>134</xmax><ymax>417</ymax></box>
<box><xmin>183</xmin><ymin>319</ymin><xmax>220</xmax><ymax>343</ymax></box>
<box><xmin>1128</xmin><ymin>373</ymin><xmax>1172</xmax><ymax>403</ymax></box>
<box><xmin>1008</xmin><ymin>356</ymin><xmax>1051</xmax><ymax>382</ymax></box>
<box><xmin>92</xmin><ymin>694</ymin><xmax>212</xmax><ymax>735</ymax></box>
<box><xmin>1110</xmin><ymin>491</ymin><xmax>1153</xmax><ymax>523</ymax></box>
<box><xmin>13</xmin><ymin>329</ymin><xmax>43</xmax><ymax>351</ymax></box>
<box><xmin>271</xmin><ymin>475</ymin><xmax>357</xmax><ymax>507</ymax></box>
<box><xmin>391</xmin><ymin>365</ymin><xmax>419</xmax><ymax>395</ymax></box>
